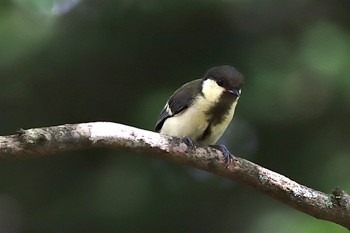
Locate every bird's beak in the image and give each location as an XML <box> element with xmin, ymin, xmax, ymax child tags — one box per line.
<box><xmin>227</xmin><ymin>88</ymin><xmax>241</xmax><ymax>97</ymax></box>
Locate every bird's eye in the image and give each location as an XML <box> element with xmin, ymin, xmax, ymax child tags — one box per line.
<box><xmin>216</xmin><ymin>79</ymin><xmax>224</xmax><ymax>87</ymax></box>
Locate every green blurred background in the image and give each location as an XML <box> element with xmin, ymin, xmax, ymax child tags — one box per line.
<box><xmin>1</xmin><ymin>0</ymin><xmax>350</xmax><ymax>232</ymax></box>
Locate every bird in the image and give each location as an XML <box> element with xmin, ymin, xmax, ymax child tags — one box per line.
<box><xmin>155</xmin><ymin>65</ymin><xmax>244</xmax><ymax>164</ymax></box>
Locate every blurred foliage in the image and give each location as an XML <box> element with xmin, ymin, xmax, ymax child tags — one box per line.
<box><xmin>0</xmin><ymin>0</ymin><xmax>350</xmax><ymax>232</ymax></box>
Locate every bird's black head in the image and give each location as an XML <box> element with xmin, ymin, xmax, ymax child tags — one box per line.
<box><xmin>203</xmin><ymin>65</ymin><xmax>244</xmax><ymax>98</ymax></box>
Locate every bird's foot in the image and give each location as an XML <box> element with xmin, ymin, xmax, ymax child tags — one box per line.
<box><xmin>209</xmin><ymin>144</ymin><xmax>234</xmax><ymax>167</ymax></box>
<box><xmin>182</xmin><ymin>137</ymin><xmax>196</xmax><ymax>148</ymax></box>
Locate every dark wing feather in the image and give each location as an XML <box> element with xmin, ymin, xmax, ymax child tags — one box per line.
<box><xmin>155</xmin><ymin>79</ymin><xmax>202</xmax><ymax>132</ymax></box>
<box><xmin>155</xmin><ymin>107</ymin><xmax>172</xmax><ymax>132</ymax></box>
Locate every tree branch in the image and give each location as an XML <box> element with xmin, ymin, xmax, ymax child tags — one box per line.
<box><xmin>0</xmin><ymin>122</ymin><xmax>349</xmax><ymax>229</ymax></box>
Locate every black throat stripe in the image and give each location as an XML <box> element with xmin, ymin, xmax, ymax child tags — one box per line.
<box><xmin>198</xmin><ymin>94</ymin><xmax>235</xmax><ymax>143</ymax></box>
<box><xmin>198</xmin><ymin>124</ymin><xmax>211</xmax><ymax>142</ymax></box>
<box><xmin>205</xmin><ymin>93</ymin><xmax>235</xmax><ymax>126</ymax></box>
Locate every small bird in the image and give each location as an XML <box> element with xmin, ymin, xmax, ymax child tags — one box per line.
<box><xmin>155</xmin><ymin>65</ymin><xmax>244</xmax><ymax>164</ymax></box>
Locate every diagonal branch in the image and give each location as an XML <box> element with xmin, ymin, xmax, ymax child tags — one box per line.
<box><xmin>0</xmin><ymin>122</ymin><xmax>349</xmax><ymax>229</ymax></box>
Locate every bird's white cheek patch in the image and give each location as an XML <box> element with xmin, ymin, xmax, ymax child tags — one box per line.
<box><xmin>202</xmin><ymin>79</ymin><xmax>224</xmax><ymax>103</ymax></box>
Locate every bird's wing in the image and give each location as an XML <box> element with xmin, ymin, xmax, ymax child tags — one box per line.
<box><xmin>155</xmin><ymin>79</ymin><xmax>201</xmax><ymax>132</ymax></box>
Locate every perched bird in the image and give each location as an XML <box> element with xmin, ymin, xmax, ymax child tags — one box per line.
<box><xmin>155</xmin><ymin>65</ymin><xmax>244</xmax><ymax>164</ymax></box>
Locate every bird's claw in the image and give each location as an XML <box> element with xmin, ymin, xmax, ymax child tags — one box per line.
<box><xmin>209</xmin><ymin>144</ymin><xmax>234</xmax><ymax>167</ymax></box>
<box><xmin>182</xmin><ymin>137</ymin><xmax>195</xmax><ymax>148</ymax></box>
